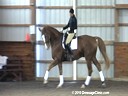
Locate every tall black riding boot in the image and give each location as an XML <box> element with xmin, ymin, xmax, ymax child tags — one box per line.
<box><xmin>67</xmin><ymin>44</ymin><xmax>73</xmax><ymax>61</ymax></box>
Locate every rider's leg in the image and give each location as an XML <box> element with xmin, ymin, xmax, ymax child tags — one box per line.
<box><xmin>66</xmin><ymin>43</ymin><xmax>72</xmax><ymax>54</ymax></box>
<box><xmin>65</xmin><ymin>33</ymin><xmax>75</xmax><ymax>45</ymax></box>
<box><xmin>65</xmin><ymin>33</ymin><xmax>75</xmax><ymax>61</ymax></box>
<box><xmin>65</xmin><ymin>33</ymin><xmax>75</xmax><ymax>53</ymax></box>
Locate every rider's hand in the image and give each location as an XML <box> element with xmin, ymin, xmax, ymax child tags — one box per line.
<box><xmin>62</xmin><ymin>29</ymin><xmax>66</xmax><ymax>33</ymax></box>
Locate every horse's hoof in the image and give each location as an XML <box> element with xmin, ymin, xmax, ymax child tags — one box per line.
<box><xmin>43</xmin><ymin>80</ymin><xmax>48</xmax><ymax>84</ymax></box>
<box><xmin>56</xmin><ymin>85</ymin><xmax>62</xmax><ymax>88</ymax></box>
<box><xmin>101</xmin><ymin>83</ymin><xmax>106</xmax><ymax>88</ymax></box>
<box><xmin>81</xmin><ymin>84</ymin><xmax>87</xmax><ymax>88</ymax></box>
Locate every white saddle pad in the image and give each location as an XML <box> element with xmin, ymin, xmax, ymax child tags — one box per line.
<box><xmin>62</xmin><ymin>38</ymin><xmax>78</xmax><ymax>50</ymax></box>
<box><xmin>71</xmin><ymin>38</ymin><xmax>77</xmax><ymax>50</ymax></box>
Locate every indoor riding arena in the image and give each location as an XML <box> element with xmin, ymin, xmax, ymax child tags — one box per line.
<box><xmin>0</xmin><ymin>0</ymin><xmax>128</xmax><ymax>96</ymax></box>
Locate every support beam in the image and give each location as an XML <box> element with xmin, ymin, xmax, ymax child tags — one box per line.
<box><xmin>116</xmin><ymin>4</ymin><xmax>128</xmax><ymax>9</ymax></box>
<box><xmin>37</xmin><ymin>6</ymin><xmax>72</xmax><ymax>9</ymax></box>
<box><xmin>115</xmin><ymin>9</ymin><xmax>119</xmax><ymax>42</ymax></box>
<box><xmin>72</xmin><ymin>0</ymin><xmax>77</xmax><ymax>81</ymax></box>
<box><xmin>0</xmin><ymin>6</ymin><xmax>32</xmax><ymax>9</ymax></box>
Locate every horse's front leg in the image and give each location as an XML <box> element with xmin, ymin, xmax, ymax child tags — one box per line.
<box><xmin>44</xmin><ymin>60</ymin><xmax>58</xmax><ymax>84</ymax></box>
<box><xmin>57</xmin><ymin>63</ymin><xmax>64</xmax><ymax>88</ymax></box>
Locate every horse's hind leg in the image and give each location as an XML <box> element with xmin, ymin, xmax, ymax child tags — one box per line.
<box><xmin>81</xmin><ymin>60</ymin><xmax>92</xmax><ymax>88</ymax></box>
<box><xmin>92</xmin><ymin>57</ymin><xmax>106</xmax><ymax>87</ymax></box>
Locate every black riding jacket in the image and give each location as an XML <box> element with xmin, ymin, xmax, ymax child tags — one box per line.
<box><xmin>63</xmin><ymin>15</ymin><xmax>77</xmax><ymax>33</ymax></box>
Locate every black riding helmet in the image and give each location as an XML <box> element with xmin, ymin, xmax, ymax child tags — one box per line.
<box><xmin>69</xmin><ymin>8</ymin><xmax>74</xmax><ymax>14</ymax></box>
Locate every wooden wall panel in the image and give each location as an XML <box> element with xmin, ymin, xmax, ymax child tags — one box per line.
<box><xmin>0</xmin><ymin>41</ymin><xmax>35</xmax><ymax>80</ymax></box>
<box><xmin>114</xmin><ymin>42</ymin><xmax>128</xmax><ymax>77</ymax></box>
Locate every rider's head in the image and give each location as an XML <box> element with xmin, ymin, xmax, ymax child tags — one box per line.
<box><xmin>69</xmin><ymin>8</ymin><xmax>74</xmax><ymax>16</ymax></box>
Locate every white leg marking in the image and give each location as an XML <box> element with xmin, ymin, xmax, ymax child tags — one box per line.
<box><xmin>57</xmin><ymin>75</ymin><xmax>64</xmax><ymax>88</ymax></box>
<box><xmin>99</xmin><ymin>71</ymin><xmax>105</xmax><ymax>82</ymax></box>
<box><xmin>85</xmin><ymin>76</ymin><xmax>91</xmax><ymax>86</ymax></box>
<box><xmin>44</xmin><ymin>70</ymin><xmax>49</xmax><ymax>80</ymax></box>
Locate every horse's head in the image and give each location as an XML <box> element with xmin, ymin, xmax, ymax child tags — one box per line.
<box><xmin>39</xmin><ymin>26</ymin><xmax>51</xmax><ymax>49</ymax></box>
<box><xmin>39</xmin><ymin>25</ymin><xmax>62</xmax><ymax>50</ymax></box>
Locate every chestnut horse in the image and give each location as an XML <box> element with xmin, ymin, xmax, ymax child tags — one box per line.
<box><xmin>39</xmin><ymin>25</ymin><xmax>110</xmax><ymax>88</ymax></box>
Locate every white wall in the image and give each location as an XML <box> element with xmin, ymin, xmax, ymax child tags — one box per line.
<box><xmin>0</xmin><ymin>0</ymin><xmax>31</xmax><ymax>41</ymax></box>
<box><xmin>116</xmin><ymin>0</ymin><xmax>128</xmax><ymax>42</ymax></box>
<box><xmin>0</xmin><ymin>0</ymin><xmax>30</xmax><ymax>5</ymax></box>
<box><xmin>116</xmin><ymin>0</ymin><xmax>128</xmax><ymax>4</ymax></box>
<box><xmin>0</xmin><ymin>27</ymin><xmax>29</xmax><ymax>41</ymax></box>
<box><xmin>119</xmin><ymin>10</ymin><xmax>128</xmax><ymax>42</ymax></box>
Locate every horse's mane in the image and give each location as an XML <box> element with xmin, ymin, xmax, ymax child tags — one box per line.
<box><xmin>44</xmin><ymin>25</ymin><xmax>62</xmax><ymax>38</ymax></box>
<box><xmin>43</xmin><ymin>25</ymin><xmax>63</xmax><ymax>42</ymax></box>
<box><xmin>44</xmin><ymin>25</ymin><xmax>61</xmax><ymax>33</ymax></box>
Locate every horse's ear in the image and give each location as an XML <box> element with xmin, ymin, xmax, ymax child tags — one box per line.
<box><xmin>39</xmin><ymin>28</ymin><xmax>42</xmax><ymax>32</ymax></box>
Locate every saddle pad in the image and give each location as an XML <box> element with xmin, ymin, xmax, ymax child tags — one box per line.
<box><xmin>62</xmin><ymin>38</ymin><xmax>77</xmax><ymax>50</ymax></box>
<box><xmin>71</xmin><ymin>38</ymin><xmax>77</xmax><ymax>50</ymax></box>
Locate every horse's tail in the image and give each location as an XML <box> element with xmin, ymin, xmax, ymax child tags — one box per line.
<box><xmin>96</xmin><ymin>37</ymin><xmax>110</xmax><ymax>69</ymax></box>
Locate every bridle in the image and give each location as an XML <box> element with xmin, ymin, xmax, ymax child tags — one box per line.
<box><xmin>41</xmin><ymin>35</ymin><xmax>48</xmax><ymax>49</ymax></box>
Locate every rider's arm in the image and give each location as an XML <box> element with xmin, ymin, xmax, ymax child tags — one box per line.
<box><xmin>63</xmin><ymin>22</ymin><xmax>69</xmax><ymax>30</ymax></box>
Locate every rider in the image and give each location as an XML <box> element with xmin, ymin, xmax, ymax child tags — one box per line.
<box><xmin>63</xmin><ymin>8</ymin><xmax>77</xmax><ymax>60</ymax></box>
